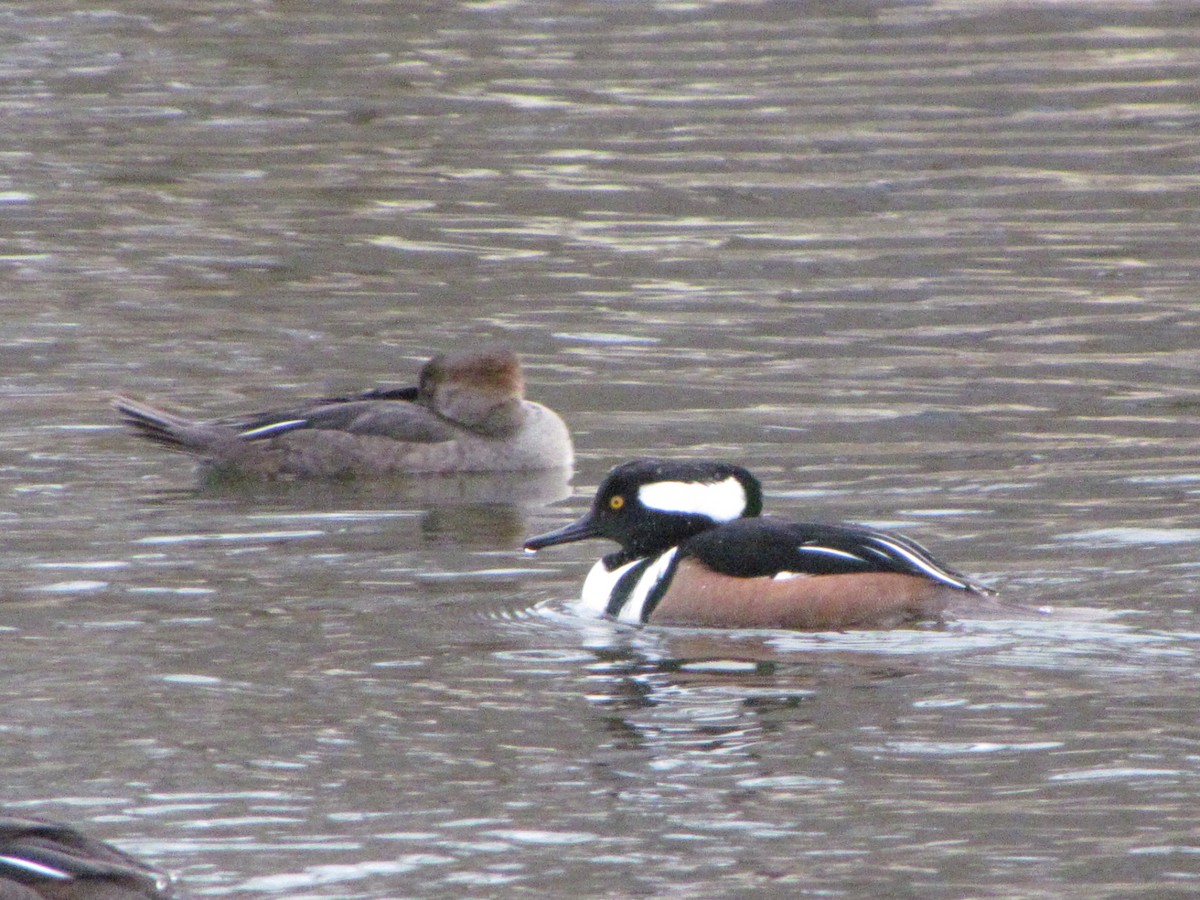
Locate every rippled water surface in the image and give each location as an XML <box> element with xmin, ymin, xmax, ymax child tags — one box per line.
<box><xmin>4</xmin><ymin>1</ymin><xmax>1200</xmax><ymax>896</ymax></box>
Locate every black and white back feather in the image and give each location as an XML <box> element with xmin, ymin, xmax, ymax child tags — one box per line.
<box><xmin>215</xmin><ymin>386</ymin><xmax>461</xmax><ymax>443</ymax></box>
<box><xmin>0</xmin><ymin>815</ymin><xmax>174</xmax><ymax>898</ymax></box>
<box><xmin>679</xmin><ymin>518</ymin><xmax>989</xmax><ymax>593</ymax></box>
<box><xmin>113</xmin><ymin>387</ymin><xmax>457</xmax><ymax>450</ymax></box>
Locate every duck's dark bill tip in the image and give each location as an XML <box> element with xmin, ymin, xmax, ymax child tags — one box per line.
<box><xmin>523</xmin><ymin>516</ymin><xmax>597</xmax><ymax>552</ymax></box>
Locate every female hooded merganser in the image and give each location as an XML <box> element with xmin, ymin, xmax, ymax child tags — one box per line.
<box><xmin>113</xmin><ymin>349</ymin><xmax>573</xmax><ymax>478</ymax></box>
<box><xmin>524</xmin><ymin>459</ymin><xmax>993</xmax><ymax>630</ymax></box>
<box><xmin>0</xmin><ymin>815</ymin><xmax>175</xmax><ymax>898</ymax></box>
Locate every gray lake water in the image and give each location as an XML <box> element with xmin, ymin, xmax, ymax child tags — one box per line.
<box><xmin>3</xmin><ymin>1</ymin><xmax>1200</xmax><ymax>896</ymax></box>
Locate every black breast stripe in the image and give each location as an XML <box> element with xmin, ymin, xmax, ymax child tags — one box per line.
<box><xmin>605</xmin><ymin>552</ymin><xmax>684</xmax><ymax>622</ymax></box>
<box><xmin>606</xmin><ymin>557</ymin><xmax>656</xmax><ymax>618</ymax></box>
<box><xmin>638</xmin><ymin>551</ymin><xmax>684</xmax><ymax>623</ymax></box>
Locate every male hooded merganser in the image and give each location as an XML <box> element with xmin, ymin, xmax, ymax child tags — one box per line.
<box><xmin>524</xmin><ymin>459</ymin><xmax>992</xmax><ymax>629</ymax></box>
<box><xmin>0</xmin><ymin>815</ymin><xmax>175</xmax><ymax>898</ymax></box>
<box><xmin>113</xmin><ymin>349</ymin><xmax>573</xmax><ymax>478</ymax></box>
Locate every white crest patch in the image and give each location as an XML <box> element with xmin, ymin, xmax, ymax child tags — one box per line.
<box><xmin>638</xmin><ymin>476</ymin><xmax>746</xmax><ymax>522</ymax></box>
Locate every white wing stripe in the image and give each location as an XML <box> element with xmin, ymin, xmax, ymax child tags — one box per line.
<box><xmin>238</xmin><ymin>419</ymin><xmax>308</xmax><ymax>439</ymax></box>
<box><xmin>866</xmin><ymin>535</ymin><xmax>968</xmax><ymax>588</ymax></box>
<box><xmin>795</xmin><ymin>545</ymin><xmax>869</xmax><ymax>564</ymax></box>
<box><xmin>0</xmin><ymin>855</ymin><xmax>71</xmax><ymax>880</ymax></box>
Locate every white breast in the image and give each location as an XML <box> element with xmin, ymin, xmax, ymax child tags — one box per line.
<box><xmin>578</xmin><ymin>558</ymin><xmax>639</xmax><ymax>618</ymax></box>
<box><xmin>576</xmin><ymin>549</ymin><xmax>679</xmax><ymax>624</ymax></box>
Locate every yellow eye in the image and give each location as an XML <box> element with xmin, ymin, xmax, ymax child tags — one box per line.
<box><xmin>609</xmin><ymin>495</ymin><xmax>625</xmax><ymax>511</ymax></box>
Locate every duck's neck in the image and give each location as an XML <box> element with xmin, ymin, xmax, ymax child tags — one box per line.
<box><xmin>429</xmin><ymin>389</ymin><xmax>526</xmax><ymax>437</ymax></box>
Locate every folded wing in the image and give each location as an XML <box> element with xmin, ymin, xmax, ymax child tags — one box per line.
<box><xmin>680</xmin><ymin>518</ymin><xmax>987</xmax><ymax>593</ymax></box>
<box><xmin>221</xmin><ymin>394</ymin><xmax>455</xmax><ymax>444</ymax></box>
